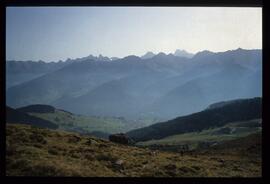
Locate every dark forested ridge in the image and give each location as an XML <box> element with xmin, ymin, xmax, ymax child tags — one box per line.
<box><xmin>127</xmin><ymin>97</ymin><xmax>262</xmax><ymax>142</ymax></box>
<box><xmin>17</xmin><ymin>104</ymin><xmax>56</xmax><ymax>114</ymax></box>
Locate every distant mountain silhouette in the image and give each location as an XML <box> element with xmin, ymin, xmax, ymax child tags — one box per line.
<box><xmin>6</xmin><ymin>48</ymin><xmax>262</xmax><ymax>120</ymax></box>
<box><xmin>173</xmin><ymin>49</ymin><xmax>194</xmax><ymax>58</ymax></box>
<box><xmin>6</xmin><ymin>60</ymin><xmax>71</xmax><ymax>88</ymax></box>
<box><xmin>110</xmin><ymin>57</ymin><xmax>120</xmax><ymax>61</ymax></box>
<box><xmin>141</xmin><ymin>52</ymin><xmax>155</xmax><ymax>59</ymax></box>
<box><xmin>193</xmin><ymin>50</ymin><xmax>215</xmax><ymax>59</ymax></box>
<box><xmin>6</xmin><ymin>53</ymin><xmax>120</xmax><ymax>89</ymax></box>
<box><xmin>73</xmin><ymin>54</ymin><xmax>111</xmax><ymax>62</ymax></box>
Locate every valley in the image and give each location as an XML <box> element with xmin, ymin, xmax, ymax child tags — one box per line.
<box><xmin>5</xmin><ymin>6</ymin><xmax>262</xmax><ymax>178</ymax></box>
<box><xmin>5</xmin><ymin>98</ymin><xmax>262</xmax><ymax>177</ymax></box>
<box><xmin>7</xmin><ymin>105</ymin><xmax>158</xmax><ymax>139</ymax></box>
<box><xmin>5</xmin><ymin>45</ymin><xmax>262</xmax><ymax>178</ymax></box>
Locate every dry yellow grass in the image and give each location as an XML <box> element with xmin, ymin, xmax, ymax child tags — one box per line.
<box><xmin>6</xmin><ymin>124</ymin><xmax>261</xmax><ymax>177</ymax></box>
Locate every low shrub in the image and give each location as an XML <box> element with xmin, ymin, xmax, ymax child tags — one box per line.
<box><xmin>67</xmin><ymin>135</ymin><xmax>81</xmax><ymax>143</ymax></box>
<box><xmin>29</xmin><ymin>133</ymin><xmax>47</xmax><ymax>144</ymax></box>
<box><xmin>48</xmin><ymin>148</ymin><xmax>58</xmax><ymax>155</ymax></box>
<box><xmin>96</xmin><ymin>153</ymin><xmax>118</xmax><ymax>162</ymax></box>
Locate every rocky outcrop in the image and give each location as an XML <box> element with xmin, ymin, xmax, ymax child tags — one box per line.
<box><xmin>109</xmin><ymin>133</ymin><xmax>134</xmax><ymax>145</ymax></box>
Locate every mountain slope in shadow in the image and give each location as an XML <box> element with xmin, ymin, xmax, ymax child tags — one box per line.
<box><xmin>127</xmin><ymin>97</ymin><xmax>261</xmax><ymax>142</ymax></box>
<box><xmin>6</xmin><ymin>106</ymin><xmax>58</xmax><ymax>129</ymax></box>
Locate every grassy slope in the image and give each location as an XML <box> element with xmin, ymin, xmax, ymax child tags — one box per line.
<box><xmin>6</xmin><ymin>124</ymin><xmax>261</xmax><ymax>177</ymax></box>
<box><xmin>29</xmin><ymin>110</ymin><xmax>127</xmax><ymax>134</ymax></box>
<box><xmin>137</xmin><ymin>119</ymin><xmax>261</xmax><ymax>149</ymax></box>
<box><xmin>29</xmin><ymin>110</ymin><xmax>156</xmax><ymax>135</ymax></box>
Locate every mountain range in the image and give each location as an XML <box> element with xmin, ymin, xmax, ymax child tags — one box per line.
<box><xmin>6</xmin><ymin>48</ymin><xmax>262</xmax><ymax>120</ymax></box>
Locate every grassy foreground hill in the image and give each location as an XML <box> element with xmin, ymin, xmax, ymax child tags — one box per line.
<box><xmin>6</xmin><ymin>124</ymin><xmax>261</xmax><ymax>177</ymax></box>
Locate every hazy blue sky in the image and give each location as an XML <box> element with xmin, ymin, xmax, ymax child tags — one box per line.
<box><xmin>6</xmin><ymin>7</ymin><xmax>262</xmax><ymax>62</ymax></box>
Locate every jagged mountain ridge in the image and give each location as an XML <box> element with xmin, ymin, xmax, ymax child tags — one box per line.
<box><xmin>174</xmin><ymin>49</ymin><xmax>194</xmax><ymax>58</ymax></box>
<box><xmin>6</xmin><ymin>48</ymin><xmax>262</xmax><ymax>120</ymax></box>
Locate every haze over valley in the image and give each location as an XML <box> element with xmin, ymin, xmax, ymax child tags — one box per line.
<box><xmin>6</xmin><ymin>7</ymin><xmax>262</xmax><ymax>177</ymax></box>
<box><xmin>6</xmin><ymin>48</ymin><xmax>262</xmax><ymax>121</ymax></box>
